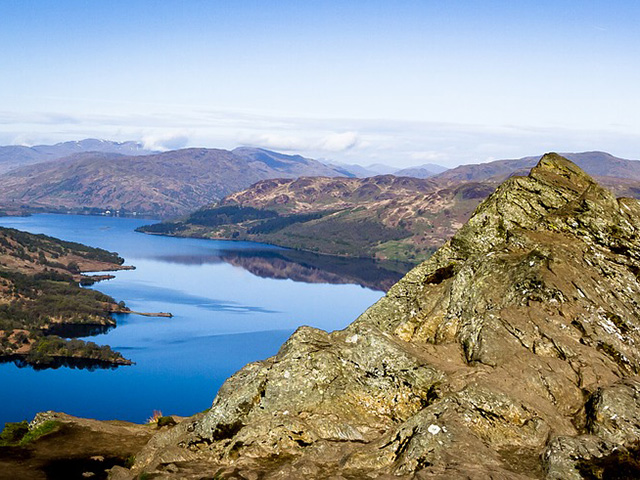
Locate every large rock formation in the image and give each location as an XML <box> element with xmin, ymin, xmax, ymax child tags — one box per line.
<box><xmin>121</xmin><ymin>154</ymin><xmax>640</xmax><ymax>479</ymax></box>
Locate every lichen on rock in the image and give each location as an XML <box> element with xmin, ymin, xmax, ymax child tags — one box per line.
<box><xmin>121</xmin><ymin>154</ymin><xmax>640</xmax><ymax>479</ymax></box>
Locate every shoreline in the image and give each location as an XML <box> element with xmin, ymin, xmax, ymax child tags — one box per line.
<box><xmin>108</xmin><ymin>307</ymin><xmax>173</xmax><ymax>318</ymax></box>
<box><xmin>138</xmin><ymin>229</ymin><xmax>420</xmax><ymax>267</ymax></box>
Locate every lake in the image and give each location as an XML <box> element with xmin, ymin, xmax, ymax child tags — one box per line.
<box><xmin>0</xmin><ymin>214</ymin><xmax>394</xmax><ymax>427</ymax></box>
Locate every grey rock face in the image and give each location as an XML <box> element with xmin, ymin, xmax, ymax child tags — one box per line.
<box><xmin>122</xmin><ymin>154</ymin><xmax>640</xmax><ymax>479</ymax></box>
<box><xmin>586</xmin><ymin>377</ymin><xmax>640</xmax><ymax>444</ymax></box>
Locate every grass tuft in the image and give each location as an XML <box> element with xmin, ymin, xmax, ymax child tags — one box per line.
<box><xmin>18</xmin><ymin>420</ymin><xmax>61</xmax><ymax>445</ymax></box>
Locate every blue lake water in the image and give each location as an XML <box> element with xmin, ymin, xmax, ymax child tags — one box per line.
<box><xmin>0</xmin><ymin>214</ymin><xmax>387</xmax><ymax>426</ymax></box>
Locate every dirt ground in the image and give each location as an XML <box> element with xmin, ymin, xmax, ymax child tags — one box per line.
<box><xmin>0</xmin><ymin>413</ymin><xmax>156</xmax><ymax>480</ymax></box>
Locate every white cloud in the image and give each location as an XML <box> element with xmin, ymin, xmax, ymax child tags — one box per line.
<box><xmin>240</xmin><ymin>131</ymin><xmax>360</xmax><ymax>153</ymax></box>
<box><xmin>142</xmin><ymin>132</ymin><xmax>190</xmax><ymax>151</ymax></box>
<box><xmin>320</xmin><ymin>131</ymin><xmax>359</xmax><ymax>151</ymax></box>
<box><xmin>0</xmin><ymin>106</ymin><xmax>639</xmax><ymax>169</ymax></box>
<box><xmin>244</xmin><ymin>133</ymin><xmax>313</xmax><ymax>152</ymax></box>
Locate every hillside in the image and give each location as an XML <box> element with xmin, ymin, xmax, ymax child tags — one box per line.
<box><xmin>0</xmin><ymin>227</ymin><xmax>132</xmax><ymax>368</ymax></box>
<box><xmin>233</xmin><ymin>147</ymin><xmax>356</xmax><ymax>177</ymax></box>
<box><xmin>110</xmin><ymin>154</ymin><xmax>640</xmax><ymax>478</ymax></box>
<box><xmin>434</xmin><ymin>151</ymin><xmax>640</xmax><ymax>183</ymax></box>
<box><xmin>138</xmin><ymin>175</ymin><xmax>496</xmax><ymax>263</ymax></box>
<box><xmin>0</xmin><ymin>139</ymin><xmax>153</xmax><ymax>174</ymax></box>
<box><xmin>0</xmin><ymin>147</ymin><xmax>349</xmax><ymax>218</ymax></box>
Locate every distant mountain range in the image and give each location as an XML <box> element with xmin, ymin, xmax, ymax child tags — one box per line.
<box><xmin>0</xmin><ymin>139</ymin><xmax>451</xmax><ymax>180</ymax></box>
<box><xmin>137</xmin><ymin>150</ymin><xmax>640</xmax><ymax>262</ymax></box>
<box><xmin>231</xmin><ymin>147</ymin><xmax>354</xmax><ymax>178</ymax></box>
<box><xmin>0</xmin><ymin>139</ymin><xmax>153</xmax><ymax>174</ymax></box>
<box><xmin>0</xmin><ymin>140</ymin><xmax>639</xmax><ymax>224</ymax></box>
<box><xmin>0</xmin><ymin>146</ymin><xmax>350</xmax><ymax>217</ymax></box>
<box><xmin>0</xmin><ymin>139</ymin><xmax>451</xmax><ymax>217</ymax></box>
<box><xmin>432</xmin><ymin>151</ymin><xmax>640</xmax><ymax>183</ymax></box>
<box><xmin>326</xmin><ymin>161</ymin><xmax>448</xmax><ymax>178</ymax></box>
<box><xmin>394</xmin><ymin>163</ymin><xmax>449</xmax><ymax>178</ymax></box>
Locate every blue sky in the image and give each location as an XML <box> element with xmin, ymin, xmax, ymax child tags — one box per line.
<box><xmin>1</xmin><ymin>1</ymin><xmax>639</xmax><ymax>167</ymax></box>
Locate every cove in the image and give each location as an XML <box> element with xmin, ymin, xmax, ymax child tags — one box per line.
<box><xmin>0</xmin><ymin>214</ymin><xmax>391</xmax><ymax>427</ymax></box>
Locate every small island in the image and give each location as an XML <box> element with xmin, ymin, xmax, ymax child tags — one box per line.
<box><xmin>0</xmin><ymin>226</ymin><xmax>135</xmax><ymax>368</ymax></box>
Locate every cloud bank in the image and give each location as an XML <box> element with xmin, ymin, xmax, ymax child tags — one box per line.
<box><xmin>142</xmin><ymin>132</ymin><xmax>190</xmax><ymax>151</ymax></box>
<box><xmin>240</xmin><ymin>131</ymin><xmax>359</xmax><ymax>153</ymax></box>
<box><xmin>0</xmin><ymin>107</ymin><xmax>638</xmax><ymax>169</ymax></box>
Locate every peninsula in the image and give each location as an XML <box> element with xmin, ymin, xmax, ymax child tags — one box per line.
<box><xmin>0</xmin><ymin>227</ymin><xmax>134</xmax><ymax>368</ymax></box>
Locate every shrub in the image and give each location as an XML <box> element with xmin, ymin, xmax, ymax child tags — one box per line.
<box><xmin>157</xmin><ymin>416</ymin><xmax>176</xmax><ymax>428</ymax></box>
<box><xmin>18</xmin><ymin>420</ymin><xmax>61</xmax><ymax>445</ymax></box>
<box><xmin>188</xmin><ymin>205</ymin><xmax>278</xmax><ymax>227</ymax></box>
<box><xmin>146</xmin><ymin>410</ymin><xmax>163</xmax><ymax>424</ymax></box>
<box><xmin>0</xmin><ymin>421</ymin><xmax>29</xmax><ymax>446</ymax></box>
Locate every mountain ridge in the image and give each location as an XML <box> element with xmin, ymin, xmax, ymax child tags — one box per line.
<box><xmin>433</xmin><ymin>150</ymin><xmax>640</xmax><ymax>183</ymax></box>
<box><xmin>0</xmin><ymin>138</ymin><xmax>154</xmax><ymax>174</ymax></box>
<box><xmin>139</xmin><ymin>151</ymin><xmax>640</xmax><ymax>263</ymax></box>
<box><xmin>0</xmin><ymin>147</ymin><xmax>350</xmax><ymax>217</ymax></box>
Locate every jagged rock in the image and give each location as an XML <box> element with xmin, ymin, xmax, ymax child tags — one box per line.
<box><xmin>586</xmin><ymin>377</ymin><xmax>640</xmax><ymax>444</ymax></box>
<box><xmin>543</xmin><ymin>434</ymin><xmax>629</xmax><ymax>480</ymax></box>
<box><xmin>119</xmin><ymin>154</ymin><xmax>640</xmax><ymax>479</ymax></box>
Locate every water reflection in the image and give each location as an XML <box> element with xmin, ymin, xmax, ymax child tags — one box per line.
<box><xmin>1</xmin><ymin>356</ymin><xmax>123</xmax><ymax>371</ymax></box>
<box><xmin>153</xmin><ymin>248</ymin><xmax>412</xmax><ymax>292</ymax></box>
<box><xmin>43</xmin><ymin>323</ymin><xmax>115</xmax><ymax>338</ymax></box>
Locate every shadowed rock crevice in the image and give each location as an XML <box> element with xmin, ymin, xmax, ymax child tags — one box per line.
<box><xmin>117</xmin><ymin>154</ymin><xmax>640</xmax><ymax>479</ymax></box>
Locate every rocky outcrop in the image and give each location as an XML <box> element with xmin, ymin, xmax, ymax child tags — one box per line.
<box><xmin>0</xmin><ymin>411</ymin><xmax>156</xmax><ymax>479</ymax></box>
<box><xmin>122</xmin><ymin>154</ymin><xmax>640</xmax><ymax>478</ymax></box>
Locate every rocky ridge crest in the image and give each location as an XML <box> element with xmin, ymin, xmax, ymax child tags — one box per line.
<box><xmin>123</xmin><ymin>154</ymin><xmax>640</xmax><ymax>479</ymax></box>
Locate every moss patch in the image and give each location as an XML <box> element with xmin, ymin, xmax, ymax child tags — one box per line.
<box><xmin>0</xmin><ymin>420</ymin><xmax>61</xmax><ymax>446</ymax></box>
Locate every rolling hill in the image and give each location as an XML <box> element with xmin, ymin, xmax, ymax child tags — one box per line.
<box><xmin>0</xmin><ymin>226</ymin><xmax>132</xmax><ymax>368</ymax></box>
<box><xmin>0</xmin><ymin>147</ymin><xmax>349</xmax><ymax>217</ymax></box>
<box><xmin>138</xmin><ymin>175</ymin><xmax>496</xmax><ymax>263</ymax></box>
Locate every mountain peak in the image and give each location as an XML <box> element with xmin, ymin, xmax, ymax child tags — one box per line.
<box><xmin>444</xmin><ymin>154</ymin><xmax>602</xmax><ymax>258</ymax></box>
<box><xmin>531</xmin><ymin>151</ymin><xmax>596</xmax><ymax>189</ymax></box>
